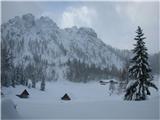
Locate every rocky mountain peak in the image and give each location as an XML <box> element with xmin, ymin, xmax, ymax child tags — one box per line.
<box><xmin>22</xmin><ymin>13</ymin><xmax>35</xmax><ymax>28</ymax></box>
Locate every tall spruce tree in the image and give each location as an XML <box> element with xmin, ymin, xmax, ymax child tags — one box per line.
<box><xmin>124</xmin><ymin>26</ymin><xmax>158</xmax><ymax>100</ymax></box>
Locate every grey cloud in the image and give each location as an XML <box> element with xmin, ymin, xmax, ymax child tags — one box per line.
<box><xmin>1</xmin><ymin>1</ymin><xmax>159</xmax><ymax>53</ymax></box>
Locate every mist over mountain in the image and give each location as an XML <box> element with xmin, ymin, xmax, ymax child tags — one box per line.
<box><xmin>1</xmin><ymin>13</ymin><xmax>158</xmax><ymax>84</ymax></box>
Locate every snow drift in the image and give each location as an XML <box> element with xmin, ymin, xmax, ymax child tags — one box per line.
<box><xmin>1</xmin><ymin>99</ymin><xmax>20</xmax><ymax>119</ymax></box>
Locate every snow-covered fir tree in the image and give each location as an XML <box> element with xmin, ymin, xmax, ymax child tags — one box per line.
<box><xmin>40</xmin><ymin>79</ymin><xmax>45</xmax><ymax>91</ymax></box>
<box><xmin>32</xmin><ymin>79</ymin><xmax>36</xmax><ymax>88</ymax></box>
<box><xmin>124</xmin><ymin>26</ymin><xmax>158</xmax><ymax>101</ymax></box>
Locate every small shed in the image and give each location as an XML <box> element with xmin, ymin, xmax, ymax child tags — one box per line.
<box><xmin>109</xmin><ymin>80</ymin><xmax>118</xmax><ymax>84</ymax></box>
<box><xmin>61</xmin><ymin>93</ymin><xmax>71</xmax><ymax>100</ymax></box>
<box><xmin>1</xmin><ymin>92</ymin><xmax>4</xmax><ymax>97</ymax></box>
<box><xmin>16</xmin><ymin>89</ymin><xmax>29</xmax><ymax>98</ymax></box>
<box><xmin>99</xmin><ymin>81</ymin><xmax>107</xmax><ymax>85</ymax></box>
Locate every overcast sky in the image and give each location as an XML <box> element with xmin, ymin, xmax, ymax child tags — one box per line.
<box><xmin>1</xmin><ymin>1</ymin><xmax>159</xmax><ymax>54</ymax></box>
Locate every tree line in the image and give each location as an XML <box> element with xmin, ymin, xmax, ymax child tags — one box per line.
<box><xmin>1</xmin><ymin>40</ymin><xmax>47</xmax><ymax>91</ymax></box>
<box><xmin>66</xmin><ymin>59</ymin><xmax>128</xmax><ymax>83</ymax></box>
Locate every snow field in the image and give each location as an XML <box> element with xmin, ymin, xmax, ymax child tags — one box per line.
<box><xmin>1</xmin><ymin>77</ymin><xmax>159</xmax><ymax>119</ymax></box>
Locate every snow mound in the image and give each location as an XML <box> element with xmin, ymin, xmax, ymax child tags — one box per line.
<box><xmin>1</xmin><ymin>99</ymin><xmax>21</xmax><ymax>119</ymax></box>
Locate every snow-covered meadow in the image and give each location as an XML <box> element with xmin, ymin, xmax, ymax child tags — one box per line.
<box><xmin>1</xmin><ymin>75</ymin><xmax>160</xmax><ymax>120</ymax></box>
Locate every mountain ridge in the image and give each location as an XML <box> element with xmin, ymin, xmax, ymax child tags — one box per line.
<box><xmin>1</xmin><ymin>13</ymin><xmax>132</xmax><ymax>82</ymax></box>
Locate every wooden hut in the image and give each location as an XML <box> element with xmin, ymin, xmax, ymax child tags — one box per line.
<box><xmin>61</xmin><ymin>93</ymin><xmax>71</xmax><ymax>100</ymax></box>
<box><xmin>16</xmin><ymin>89</ymin><xmax>29</xmax><ymax>98</ymax></box>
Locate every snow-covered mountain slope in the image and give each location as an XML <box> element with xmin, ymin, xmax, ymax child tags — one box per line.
<box><xmin>1</xmin><ymin>13</ymin><xmax>128</xmax><ymax>80</ymax></box>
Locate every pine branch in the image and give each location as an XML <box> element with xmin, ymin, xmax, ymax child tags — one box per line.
<box><xmin>145</xmin><ymin>81</ymin><xmax>158</xmax><ymax>91</ymax></box>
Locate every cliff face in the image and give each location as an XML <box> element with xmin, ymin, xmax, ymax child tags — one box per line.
<box><xmin>1</xmin><ymin>13</ymin><xmax>129</xmax><ymax>81</ymax></box>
